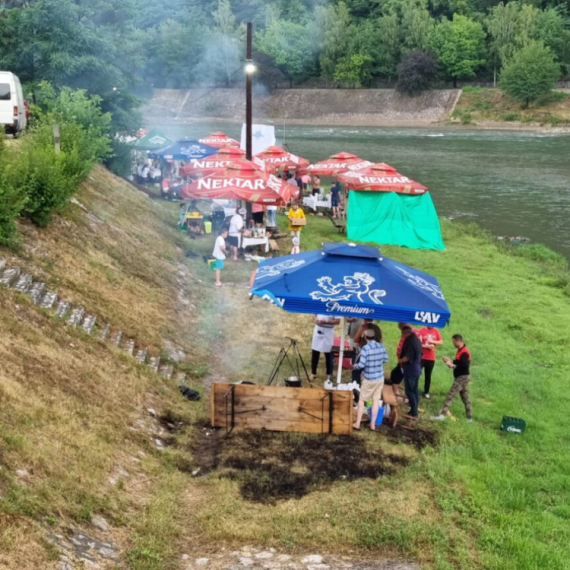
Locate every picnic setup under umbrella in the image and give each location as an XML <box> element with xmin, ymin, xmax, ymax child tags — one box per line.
<box><xmin>251</xmin><ymin>242</ymin><xmax>451</xmax><ymax>384</ymax></box>
<box><xmin>198</xmin><ymin>131</ymin><xmax>240</xmax><ymax>148</ymax></box>
<box><xmin>302</xmin><ymin>152</ymin><xmax>372</xmax><ymax>177</ymax></box>
<box><xmin>149</xmin><ymin>139</ymin><xmax>218</xmax><ymax>161</ymax></box>
<box><xmin>130</xmin><ymin>128</ymin><xmax>172</xmax><ymax>151</ymax></box>
<box><xmin>179</xmin><ymin>146</ymin><xmax>246</xmax><ymax>178</ymax></box>
<box><xmin>337</xmin><ymin>163</ymin><xmax>444</xmax><ymax>251</ymax></box>
<box><xmin>254</xmin><ymin>146</ymin><xmax>310</xmax><ymax>174</ymax></box>
<box><xmin>181</xmin><ymin>159</ymin><xmax>296</xmax><ymax>205</ymax></box>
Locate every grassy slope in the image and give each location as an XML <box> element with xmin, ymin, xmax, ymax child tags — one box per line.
<box><xmin>1</xmin><ymin>171</ymin><xmax>570</xmax><ymax>570</ymax></box>
<box><xmin>0</xmin><ymin>166</ymin><xmax>209</xmax><ymax>569</ymax></box>
<box><xmin>450</xmin><ymin>87</ymin><xmax>570</xmax><ymax>126</ymax></box>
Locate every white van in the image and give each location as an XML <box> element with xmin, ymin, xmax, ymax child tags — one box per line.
<box><xmin>0</xmin><ymin>71</ymin><xmax>27</xmax><ymax>137</ymax></box>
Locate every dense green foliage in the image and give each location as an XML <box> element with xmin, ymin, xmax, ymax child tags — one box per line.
<box><xmin>1</xmin><ymin>0</ymin><xmax>569</xmax><ymax>117</ymax></box>
<box><xmin>0</xmin><ymin>86</ymin><xmax>112</xmax><ymax>240</ymax></box>
<box><xmin>396</xmin><ymin>50</ymin><xmax>438</xmax><ymax>95</ymax></box>
<box><xmin>500</xmin><ymin>41</ymin><xmax>561</xmax><ymax>107</ymax></box>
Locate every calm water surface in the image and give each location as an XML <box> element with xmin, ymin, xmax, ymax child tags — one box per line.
<box><xmin>154</xmin><ymin>122</ymin><xmax>570</xmax><ymax>259</ymax></box>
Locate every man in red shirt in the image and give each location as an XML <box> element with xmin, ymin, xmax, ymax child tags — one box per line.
<box><xmin>432</xmin><ymin>334</ymin><xmax>472</xmax><ymax>421</ymax></box>
<box><xmin>418</xmin><ymin>326</ymin><xmax>443</xmax><ymax>399</ymax></box>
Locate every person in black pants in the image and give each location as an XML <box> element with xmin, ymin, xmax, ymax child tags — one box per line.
<box><xmin>398</xmin><ymin>326</ymin><xmax>423</xmax><ymax>420</ymax></box>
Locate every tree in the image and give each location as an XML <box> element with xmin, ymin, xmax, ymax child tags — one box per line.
<box><xmin>486</xmin><ymin>2</ymin><xmax>522</xmax><ymax>85</ymax></box>
<box><xmin>399</xmin><ymin>0</ymin><xmax>435</xmax><ymax>52</ymax></box>
<box><xmin>312</xmin><ymin>1</ymin><xmax>353</xmax><ymax>82</ymax></box>
<box><xmin>533</xmin><ymin>7</ymin><xmax>570</xmax><ymax>76</ymax></box>
<box><xmin>500</xmin><ymin>42</ymin><xmax>560</xmax><ymax>108</ymax></box>
<box><xmin>334</xmin><ymin>54</ymin><xmax>374</xmax><ymax>87</ymax></box>
<box><xmin>257</xmin><ymin>20</ymin><xmax>313</xmax><ymax>87</ymax></box>
<box><xmin>396</xmin><ymin>50</ymin><xmax>438</xmax><ymax>95</ymax></box>
<box><xmin>429</xmin><ymin>14</ymin><xmax>486</xmax><ymax>87</ymax></box>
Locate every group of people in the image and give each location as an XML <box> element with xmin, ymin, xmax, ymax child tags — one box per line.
<box><xmin>211</xmin><ymin>205</ymin><xmax>304</xmax><ymax>287</ymax></box>
<box><xmin>309</xmin><ymin>317</ymin><xmax>473</xmax><ymax>430</ymax></box>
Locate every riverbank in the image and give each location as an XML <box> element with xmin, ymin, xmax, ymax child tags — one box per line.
<box><xmin>144</xmin><ymin>87</ymin><xmax>570</xmax><ymax>132</ymax></box>
<box><xmin>1</xmin><ymin>165</ymin><xmax>570</xmax><ymax>569</ymax></box>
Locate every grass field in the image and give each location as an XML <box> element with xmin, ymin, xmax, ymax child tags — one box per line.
<box><xmin>172</xmin><ymin>212</ymin><xmax>570</xmax><ymax>570</ymax></box>
<box><xmin>1</xmin><ymin>170</ymin><xmax>570</xmax><ymax>570</ymax></box>
<box><xmin>451</xmin><ymin>86</ymin><xmax>570</xmax><ymax>126</ymax></box>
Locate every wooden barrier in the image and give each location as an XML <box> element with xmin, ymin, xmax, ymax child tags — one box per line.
<box><xmin>211</xmin><ymin>383</ymin><xmax>353</xmax><ymax>435</ymax></box>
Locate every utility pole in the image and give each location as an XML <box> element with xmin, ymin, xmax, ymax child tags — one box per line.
<box><xmin>245</xmin><ymin>21</ymin><xmax>254</xmax><ymax>223</ymax></box>
<box><xmin>245</xmin><ymin>22</ymin><xmax>253</xmax><ymax>161</ymax></box>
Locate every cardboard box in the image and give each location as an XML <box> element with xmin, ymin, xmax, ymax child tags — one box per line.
<box><xmin>289</xmin><ymin>217</ymin><xmax>307</xmax><ymax>226</ymax></box>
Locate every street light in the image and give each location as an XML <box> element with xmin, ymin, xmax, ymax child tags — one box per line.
<box><xmin>245</xmin><ymin>60</ymin><xmax>256</xmax><ymax>75</ymax></box>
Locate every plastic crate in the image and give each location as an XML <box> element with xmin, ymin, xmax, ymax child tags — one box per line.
<box><xmin>500</xmin><ymin>416</ymin><xmax>526</xmax><ymax>434</ymax></box>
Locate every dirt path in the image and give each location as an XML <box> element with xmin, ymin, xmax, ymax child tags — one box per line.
<box><xmin>178</xmin><ymin>546</ymin><xmax>418</xmax><ymax>570</ymax></box>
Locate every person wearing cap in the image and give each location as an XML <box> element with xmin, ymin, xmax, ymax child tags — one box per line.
<box><xmin>352</xmin><ymin>327</ymin><xmax>389</xmax><ymax>431</ymax></box>
<box><xmin>291</xmin><ymin>237</ymin><xmax>301</xmax><ymax>255</ymax></box>
<box><xmin>228</xmin><ymin>208</ymin><xmax>245</xmax><ymax>261</ymax></box>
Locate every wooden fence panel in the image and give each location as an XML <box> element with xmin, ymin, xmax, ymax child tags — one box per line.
<box><xmin>211</xmin><ymin>383</ymin><xmax>353</xmax><ymax>435</ymax></box>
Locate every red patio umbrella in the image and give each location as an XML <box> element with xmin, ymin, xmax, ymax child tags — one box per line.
<box><xmin>338</xmin><ymin>163</ymin><xmax>428</xmax><ymax>195</ymax></box>
<box><xmin>301</xmin><ymin>152</ymin><xmax>372</xmax><ymax>177</ymax></box>
<box><xmin>179</xmin><ymin>147</ymin><xmax>245</xmax><ymax>177</ymax></box>
<box><xmin>198</xmin><ymin>131</ymin><xmax>240</xmax><ymax>148</ymax></box>
<box><xmin>181</xmin><ymin>160</ymin><xmax>296</xmax><ymax>205</ymax></box>
<box><xmin>254</xmin><ymin>146</ymin><xmax>310</xmax><ymax>174</ymax></box>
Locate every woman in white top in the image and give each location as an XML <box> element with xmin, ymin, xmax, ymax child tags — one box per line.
<box><xmin>311</xmin><ymin>314</ymin><xmax>340</xmax><ymax>381</ymax></box>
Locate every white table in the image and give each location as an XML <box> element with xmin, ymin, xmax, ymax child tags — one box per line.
<box><xmin>241</xmin><ymin>235</ymin><xmax>270</xmax><ymax>253</ymax></box>
<box><xmin>303</xmin><ymin>194</ymin><xmax>331</xmax><ymax>211</ymax></box>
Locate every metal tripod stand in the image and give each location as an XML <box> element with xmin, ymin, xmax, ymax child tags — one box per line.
<box><xmin>267</xmin><ymin>337</ymin><xmax>310</xmax><ymax>386</ymax></box>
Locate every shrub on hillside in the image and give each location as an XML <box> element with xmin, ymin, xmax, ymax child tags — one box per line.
<box><xmin>500</xmin><ymin>42</ymin><xmax>560</xmax><ymax>108</ymax></box>
<box><xmin>0</xmin><ymin>134</ymin><xmax>27</xmax><ymax>244</ymax></box>
<box><xmin>0</xmin><ymin>85</ymin><xmax>113</xmax><ymax>229</ymax></box>
<box><xmin>396</xmin><ymin>51</ymin><xmax>438</xmax><ymax>96</ymax></box>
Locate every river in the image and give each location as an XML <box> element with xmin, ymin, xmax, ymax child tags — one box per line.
<box><xmin>152</xmin><ymin>122</ymin><xmax>570</xmax><ymax>260</ymax></box>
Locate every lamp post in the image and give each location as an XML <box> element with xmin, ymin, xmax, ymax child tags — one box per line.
<box><xmin>245</xmin><ymin>22</ymin><xmax>256</xmax><ymax>222</ymax></box>
<box><xmin>245</xmin><ymin>22</ymin><xmax>254</xmax><ymax>161</ymax></box>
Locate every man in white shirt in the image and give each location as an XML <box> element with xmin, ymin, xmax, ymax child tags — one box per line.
<box><xmin>212</xmin><ymin>228</ymin><xmax>228</xmax><ymax>287</ymax></box>
<box><xmin>228</xmin><ymin>208</ymin><xmax>245</xmax><ymax>260</ymax></box>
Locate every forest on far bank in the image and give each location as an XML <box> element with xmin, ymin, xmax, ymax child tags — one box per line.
<box><xmin>1</xmin><ymin>0</ymin><xmax>570</xmax><ymax>129</ymax></box>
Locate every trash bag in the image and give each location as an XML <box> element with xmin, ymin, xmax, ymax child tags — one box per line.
<box><xmin>178</xmin><ymin>385</ymin><xmax>200</xmax><ymax>401</ymax></box>
<box><xmin>185</xmin><ymin>249</ymin><xmax>199</xmax><ymax>258</ymax></box>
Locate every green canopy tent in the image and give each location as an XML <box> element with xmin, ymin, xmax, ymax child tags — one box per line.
<box><xmin>339</xmin><ymin>166</ymin><xmax>445</xmax><ymax>251</ymax></box>
<box><xmin>130</xmin><ymin>129</ymin><xmax>173</xmax><ymax>151</ymax></box>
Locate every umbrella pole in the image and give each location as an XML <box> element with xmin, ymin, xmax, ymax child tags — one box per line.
<box><xmin>336</xmin><ymin>317</ymin><xmax>345</xmax><ymax>385</ymax></box>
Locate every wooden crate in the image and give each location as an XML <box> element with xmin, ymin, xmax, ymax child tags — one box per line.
<box><xmin>211</xmin><ymin>383</ymin><xmax>353</xmax><ymax>435</ymax></box>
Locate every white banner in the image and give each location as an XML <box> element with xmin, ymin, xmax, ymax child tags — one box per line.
<box><xmin>240</xmin><ymin>124</ymin><xmax>276</xmax><ymax>156</ymax></box>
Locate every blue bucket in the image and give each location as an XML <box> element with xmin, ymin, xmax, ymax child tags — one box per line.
<box><xmin>367</xmin><ymin>405</ymin><xmax>385</xmax><ymax>426</ymax></box>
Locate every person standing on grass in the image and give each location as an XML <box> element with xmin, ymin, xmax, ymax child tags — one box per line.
<box><xmin>212</xmin><ymin>228</ymin><xmax>228</xmax><ymax>288</ymax></box>
<box><xmin>312</xmin><ymin>175</ymin><xmax>321</xmax><ymax>196</ymax></box>
<box><xmin>310</xmin><ymin>314</ymin><xmax>340</xmax><ymax>382</ymax></box>
<box><xmin>288</xmin><ymin>201</ymin><xmax>305</xmax><ymax>244</ymax></box>
<box><xmin>352</xmin><ymin>328</ymin><xmax>389</xmax><ymax>431</ymax></box>
<box><xmin>418</xmin><ymin>325</ymin><xmax>443</xmax><ymax>399</ymax></box>
<box><xmin>301</xmin><ymin>173</ymin><xmax>311</xmax><ymax>194</ymax></box>
<box><xmin>228</xmin><ymin>208</ymin><xmax>245</xmax><ymax>261</ymax></box>
<box><xmin>330</xmin><ymin>181</ymin><xmax>341</xmax><ymax>218</ymax></box>
<box><xmin>252</xmin><ymin>202</ymin><xmax>265</xmax><ymax>225</ymax></box>
<box><xmin>398</xmin><ymin>325</ymin><xmax>423</xmax><ymax>419</ymax></box>
<box><xmin>432</xmin><ymin>335</ymin><xmax>472</xmax><ymax>421</ymax></box>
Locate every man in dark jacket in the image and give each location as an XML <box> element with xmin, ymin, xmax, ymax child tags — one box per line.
<box><xmin>398</xmin><ymin>325</ymin><xmax>423</xmax><ymax>418</ymax></box>
<box><xmin>432</xmin><ymin>334</ymin><xmax>472</xmax><ymax>421</ymax></box>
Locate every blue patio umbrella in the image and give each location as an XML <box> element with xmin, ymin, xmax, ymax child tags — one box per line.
<box><xmin>148</xmin><ymin>139</ymin><xmax>217</xmax><ymax>161</ymax></box>
<box><xmin>251</xmin><ymin>243</ymin><xmax>451</xmax><ymax>383</ymax></box>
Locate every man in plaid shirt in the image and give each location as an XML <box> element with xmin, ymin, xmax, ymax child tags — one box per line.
<box><xmin>352</xmin><ymin>328</ymin><xmax>389</xmax><ymax>431</ymax></box>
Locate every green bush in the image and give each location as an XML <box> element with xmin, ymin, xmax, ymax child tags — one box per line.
<box><xmin>502</xmin><ymin>112</ymin><xmax>520</xmax><ymax>121</ymax></box>
<box><xmin>511</xmin><ymin>243</ymin><xmax>568</xmax><ymax>269</ymax></box>
<box><xmin>0</xmin><ymin>135</ymin><xmax>27</xmax><ymax>244</ymax></box>
<box><xmin>0</xmin><ymin>84</ymin><xmax>113</xmax><ymax>231</ymax></box>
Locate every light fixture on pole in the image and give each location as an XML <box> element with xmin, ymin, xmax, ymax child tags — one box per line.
<box><xmin>245</xmin><ymin>60</ymin><xmax>256</xmax><ymax>75</ymax></box>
